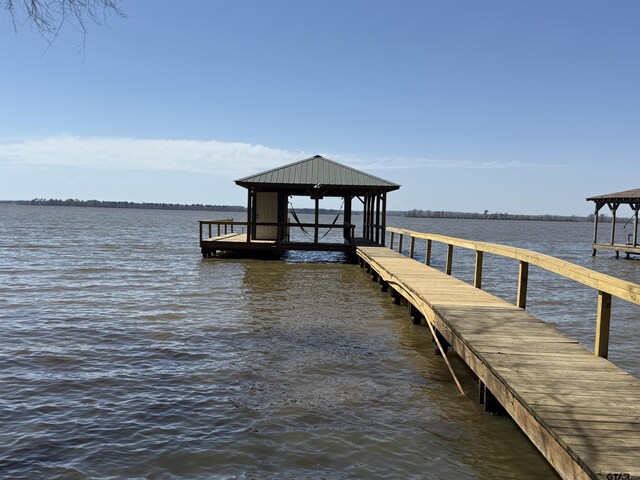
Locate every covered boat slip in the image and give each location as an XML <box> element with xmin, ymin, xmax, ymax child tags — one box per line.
<box><xmin>358</xmin><ymin>228</ymin><xmax>640</xmax><ymax>480</ymax></box>
<box><xmin>588</xmin><ymin>188</ymin><xmax>640</xmax><ymax>258</ymax></box>
<box><xmin>199</xmin><ymin>156</ymin><xmax>399</xmax><ymax>257</ymax></box>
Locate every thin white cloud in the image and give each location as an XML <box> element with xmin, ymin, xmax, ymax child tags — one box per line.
<box><xmin>339</xmin><ymin>156</ymin><xmax>564</xmax><ymax>171</ymax></box>
<box><xmin>0</xmin><ymin>136</ymin><xmax>304</xmax><ymax>178</ymax></box>
<box><xmin>0</xmin><ymin>136</ymin><xmax>562</xmax><ymax>177</ymax></box>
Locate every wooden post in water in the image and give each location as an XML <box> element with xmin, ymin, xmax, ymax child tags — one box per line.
<box><xmin>369</xmin><ymin>193</ymin><xmax>376</xmax><ymax>241</ymax></box>
<box><xmin>445</xmin><ymin>244</ymin><xmax>453</xmax><ymax>275</ymax></box>
<box><xmin>364</xmin><ymin>194</ymin><xmax>369</xmax><ymax>240</ymax></box>
<box><xmin>425</xmin><ymin>239</ymin><xmax>432</xmax><ymax>266</ymax></box>
<box><xmin>361</xmin><ymin>195</ymin><xmax>367</xmax><ymax>239</ymax></box>
<box><xmin>408</xmin><ymin>302</ymin><xmax>421</xmax><ymax>324</ymax></box>
<box><xmin>314</xmin><ymin>196</ymin><xmax>320</xmax><ymax>244</ymax></box>
<box><xmin>595</xmin><ymin>291</ymin><xmax>612</xmax><ymax>358</ymax></box>
<box><xmin>474</xmin><ymin>251</ymin><xmax>483</xmax><ymax>289</ymax></box>
<box><xmin>390</xmin><ymin>286</ymin><xmax>401</xmax><ymax>305</ymax></box>
<box><xmin>375</xmin><ymin>194</ymin><xmax>381</xmax><ymax>244</ymax></box>
<box><xmin>381</xmin><ymin>193</ymin><xmax>387</xmax><ymax>247</ymax></box>
<box><xmin>246</xmin><ymin>189</ymin><xmax>254</xmax><ymax>242</ymax></box>
<box><xmin>633</xmin><ymin>203</ymin><xmax>639</xmax><ymax>247</ymax></box>
<box><xmin>517</xmin><ymin>261</ymin><xmax>529</xmax><ymax>309</ymax></box>
<box><xmin>609</xmin><ymin>202</ymin><xmax>618</xmax><ymax>246</ymax></box>
<box><xmin>592</xmin><ymin>202</ymin><xmax>603</xmax><ymax>256</ymax></box>
<box><xmin>344</xmin><ymin>196</ymin><xmax>352</xmax><ymax>242</ymax></box>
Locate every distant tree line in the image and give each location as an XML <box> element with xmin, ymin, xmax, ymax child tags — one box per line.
<box><xmin>404</xmin><ymin>209</ymin><xmax>627</xmax><ymax>223</ymax></box>
<box><xmin>1</xmin><ymin>199</ymin><xmax>246</xmax><ymax>212</ymax></box>
<box><xmin>3</xmin><ymin>200</ymin><xmax>630</xmax><ymax>223</ymax></box>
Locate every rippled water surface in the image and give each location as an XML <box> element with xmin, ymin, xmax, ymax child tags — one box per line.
<box><xmin>1</xmin><ymin>205</ymin><xmax>638</xmax><ymax>479</ymax></box>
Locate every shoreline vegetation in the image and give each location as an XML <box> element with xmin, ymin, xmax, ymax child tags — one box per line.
<box><xmin>0</xmin><ymin>198</ymin><xmax>626</xmax><ymax>223</ymax></box>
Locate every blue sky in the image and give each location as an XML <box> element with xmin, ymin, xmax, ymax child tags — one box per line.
<box><xmin>1</xmin><ymin>0</ymin><xmax>638</xmax><ymax>214</ymax></box>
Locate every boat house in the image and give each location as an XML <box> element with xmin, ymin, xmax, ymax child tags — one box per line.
<box><xmin>199</xmin><ymin>155</ymin><xmax>400</xmax><ymax>257</ymax></box>
<box><xmin>587</xmin><ymin>187</ymin><xmax>640</xmax><ymax>258</ymax></box>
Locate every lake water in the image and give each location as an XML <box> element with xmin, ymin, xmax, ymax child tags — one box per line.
<box><xmin>1</xmin><ymin>205</ymin><xmax>638</xmax><ymax>479</ymax></box>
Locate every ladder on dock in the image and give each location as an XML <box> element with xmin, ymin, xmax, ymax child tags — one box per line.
<box><xmin>356</xmin><ymin>240</ymin><xmax>640</xmax><ymax>480</ymax></box>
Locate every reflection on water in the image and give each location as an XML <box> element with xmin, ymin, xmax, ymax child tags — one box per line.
<box><xmin>2</xmin><ymin>205</ymin><xmax>637</xmax><ymax>478</ymax></box>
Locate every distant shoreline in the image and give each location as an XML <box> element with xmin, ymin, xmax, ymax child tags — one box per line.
<box><xmin>0</xmin><ymin>199</ymin><xmax>246</xmax><ymax>213</ymax></box>
<box><xmin>0</xmin><ymin>199</ymin><xmax>623</xmax><ymax>223</ymax></box>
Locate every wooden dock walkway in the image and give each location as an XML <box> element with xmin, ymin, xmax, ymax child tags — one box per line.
<box><xmin>356</xmin><ymin>237</ymin><xmax>640</xmax><ymax>480</ymax></box>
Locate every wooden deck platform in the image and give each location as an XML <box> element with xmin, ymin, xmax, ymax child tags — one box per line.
<box><xmin>592</xmin><ymin>243</ymin><xmax>640</xmax><ymax>258</ymax></box>
<box><xmin>200</xmin><ymin>233</ymin><xmax>282</xmax><ymax>257</ymax></box>
<box><xmin>200</xmin><ymin>232</ymin><xmax>372</xmax><ymax>257</ymax></box>
<box><xmin>356</xmin><ymin>245</ymin><xmax>640</xmax><ymax>480</ymax></box>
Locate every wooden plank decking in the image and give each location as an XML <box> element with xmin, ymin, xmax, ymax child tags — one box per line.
<box><xmin>356</xmin><ymin>245</ymin><xmax>640</xmax><ymax>480</ymax></box>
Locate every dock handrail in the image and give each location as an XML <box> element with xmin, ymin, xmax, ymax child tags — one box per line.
<box><xmin>385</xmin><ymin>226</ymin><xmax>640</xmax><ymax>359</ymax></box>
<box><xmin>199</xmin><ymin>220</ymin><xmax>356</xmax><ymax>244</ymax></box>
<box><xmin>199</xmin><ymin>219</ymin><xmax>236</xmax><ymax>240</ymax></box>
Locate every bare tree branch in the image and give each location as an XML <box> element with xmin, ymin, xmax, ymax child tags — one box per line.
<box><xmin>1</xmin><ymin>0</ymin><xmax>126</xmax><ymax>55</ymax></box>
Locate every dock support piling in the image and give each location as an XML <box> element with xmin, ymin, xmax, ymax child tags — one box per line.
<box><xmin>408</xmin><ymin>303</ymin><xmax>422</xmax><ymax>324</ymax></box>
<box><xmin>390</xmin><ymin>287</ymin><xmax>401</xmax><ymax>305</ymax></box>
<box><xmin>381</xmin><ymin>193</ymin><xmax>387</xmax><ymax>246</ymax></box>
<box><xmin>433</xmin><ymin>330</ymin><xmax>450</xmax><ymax>355</ymax></box>
<box><xmin>375</xmin><ymin>194</ymin><xmax>381</xmax><ymax>244</ymax></box>
<box><xmin>314</xmin><ymin>197</ymin><xmax>320</xmax><ymax>244</ymax></box>
<box><xmin>609</xmin><ymin>202</ymin><xmax>619</xmax><ymax>246</ymax></box>
<box><xmin>480</xmin><ymin>382</ymin><xmax>506</xmax><ymax>415</ymax></box>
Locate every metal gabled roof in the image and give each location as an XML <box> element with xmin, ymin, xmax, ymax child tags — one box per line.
<box><xmin>235</xmin><ymin>155</ymin><xmax>400</xmax><ymax>191</ymax></box>
<box><xmin>586</xmin><ymin>188</ymin><xmax>640</xmax><ymax>202</ymax></box>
